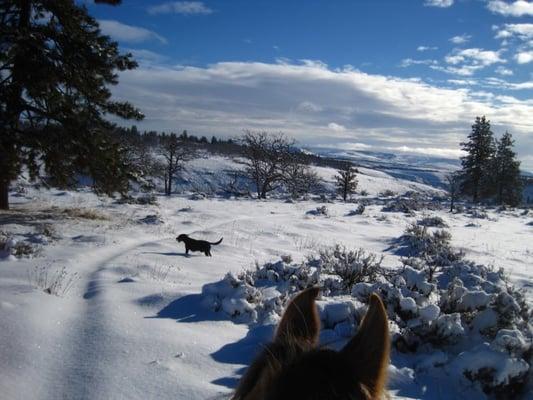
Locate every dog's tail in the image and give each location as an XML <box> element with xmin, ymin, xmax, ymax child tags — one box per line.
<box><xmin>210</xmin><ymin>237</ymin><xmax>223</xmax><ymax>245</ymax></box>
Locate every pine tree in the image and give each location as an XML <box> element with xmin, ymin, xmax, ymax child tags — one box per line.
<box><xmin>459</xmin><ymin>116</ymin><xmax>496</xmax><ymax>203</ymax></box>
<box><xmin>335</xmin><ymin>164</ymin><xmax>358</xmax><ymax>202</ymax></box>
<box><xmin>493</xmin><ymin>132</ymin><xmax>522</xmax><ymax>206</ymax></box>
<box><xmin>0</xmin><ymin>0</ymin><xmax>143</xmax><ymax>209</ymax></box>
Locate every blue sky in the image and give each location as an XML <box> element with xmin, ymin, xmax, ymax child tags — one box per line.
<box><xmin>87</xmin><ymin>0</ymin><xmax>533</xmax><ymax>169</ymax></box>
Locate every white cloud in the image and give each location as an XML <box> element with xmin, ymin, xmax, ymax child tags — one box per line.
<box><xmin>417</xmin><ymin>45</ymin><xmax>439</xmax><ymax>52</ymax></box>
<box><xmin>148</xmin><ymin>1</ymin><xmax>213</xmax><ymax>15</ymax></box>
<box><xmin>484</xmin><ymin>77</ymin><xmax>533</xmax><ymax>90</ymax></box>
<box><xmin>495</xmin><ymin>66</ymin><xmax>514</xmax><ymax>75</ymax></box>
<box><xmin>400</xmin><ymin>58</ymin><xmax>438</xmax><ymax>67</ymax></box>
<box><xmin>388</xmin><ymin>146</ymin><xmax>466</xmax><ymax>158</ymax></box>
<box><xmin>448</xmin><ymin>78</ymin><xmax>478</xmax><ymax>86</ymax></box>
<box><xmin>447</xmin><ymin>48</ymin><xmax>505</xmax><ymax>66</ymax></box>
<box><xmin>124</xmin><ymin>48</ymin><xmax>168</xmax><ymax>65</ymax></box>
<box><xmin>449</xmin><ymin>34</ymin><xmax>472</xmax><ymax>44</ymax></box>
<box><xmin>297</xmin><ymin>101</ymin><xmax>323</xmax><ymax>113</ymax></box>
<box><xmin>487</xmin><ymin>0</ymin><xmax>533</xmax><ymax>17</ymax></box>
<box><xmin>494</xmin><ymin>23</ymin><xmax>533</xmax><ymax>42</ymax></box>
<box><xmin>515</xmin><ymin>50</ymin><xmax>533</xmax><ymax>63</ymax></box>
<box><xmin>328</xmin><ymin>122</ymin><xmax>347</xmax><ymax>132</ymax></box>
<box><xmin>111</xmin><ymin>60</ymin><xmax>533</xmax><ymax>169</ymax></box>
<box><xmin>99</xmin><ymin>20</ymin><xmax>167</xmax><ymax>44</ymax></box>
<box><xmin>432</xmin><ymin>64</ymin><xmax>483</xmax><ymax>76</ymax></box>
<box><xmin>437</xmin><ymin>48</ymin><xmax>505</xmax><ymax>75</ymax></box>
<box><xmin>424</xmin><ymin>0</ymin><xmax>454</xmax><ymax>7</ymax></box>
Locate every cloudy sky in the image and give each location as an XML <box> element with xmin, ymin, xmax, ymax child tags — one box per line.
<box><xmin>88</xmin><ymin>0</ymin><xmax>533</xmax><ymax>170</ymax></box>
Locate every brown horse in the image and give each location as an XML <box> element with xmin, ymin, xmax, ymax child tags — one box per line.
<box><xmin>232</xmin><ymin>287</ymin><xmax>390</xmax><ymax>400</ymax></box>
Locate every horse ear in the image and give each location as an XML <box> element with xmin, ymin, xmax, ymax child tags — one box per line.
<box><xmin>341</xmin><ymin>293</ymin><xmax>390</xmax><ymax>398</ymax></box>
<box><xmin>274</xmin><ymin>287</ymin><xmax>321</xmax><ymax>346</ymax></box>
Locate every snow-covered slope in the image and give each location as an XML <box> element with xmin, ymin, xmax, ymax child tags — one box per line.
<box><xmin>0</xmin><ymin>156</ymin><xmax>531</xmax><ymax>400</ymax></box>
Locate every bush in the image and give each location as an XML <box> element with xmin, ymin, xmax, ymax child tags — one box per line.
<box><xmin>417</xmin><ymin>216</ymin><xmax>448</xmax><ymax>228</ymax></box>
<box><xmin>382</xmin><ymin>195</ymin><xmax>442</xmax><ymax>214</ymax></box>
<box><xmin>396</xmin><ymin>224</ymin><xmax>462</xmax><ymax>268</ymax></box>
<box><xmin>62</xmin><ymin>207</ymin><xmax>109</xmax><ymax>220</ymax></box>
<box><xmin>1</xmin><ymin>233</ymin><xmax>41</xmax><ymax>258</ymax></box>
<box><xmin>203</xmin><ymin>229</ymin><xmax>532</xmax><ymax>397</ymax></box>
<box><xmin>36</xmin><ymin>224</ymin><xmax>60</xmax><ymax>240</ymax></box>
<box><xmin>309</xmin><ymin>245</ymin><xmax>383</xmax><ymax>293</ymax></box>
<box><xmin>306</xmin><ymin>205</ymin><xmax>329</xmax><ymax>216</ymax></box>
<box><xmin>28</xmin><ymin>264</ymin><xmax>79</xmax><ymax>296</ymax></box>
<box><xmin>380</xmin><ymin>189</ymin><xmax>396</xmax><ymax>197</ymax></box>
<box><xmin>347</xmin><ymin>204</ymin><xmax>365</xmax><ymax>216</ymax></box>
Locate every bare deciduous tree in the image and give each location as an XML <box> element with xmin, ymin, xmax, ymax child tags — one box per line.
<box><xmin>159</xmin><ymin>133</ymin><xmax>193</xmax><ymax>196</ymax></box>
<box><xmin>238</xmin><ymin>131</ymin><xmax>296</xmax><ymax>199</ymax></box>
<box><xmin>283</xmin><ymin>161</ymin><xmax>321</xmax><ymax>199</ymax></box>
<box><xmin>446</xmin><ymin>172</ymin><xmax>462</xmax><ymax>213</ymax></box>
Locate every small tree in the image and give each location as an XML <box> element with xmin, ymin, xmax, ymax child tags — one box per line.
<box><xmin>283</xmin><ymin>162</ymin><xmax>321</xmax><ymax>199</ymax></box>
<box><xmin>493</xmin><ymin>132</ymin><xmax>522</xmax><ymax>206</ymax></box>
<box><xmin>159</xmin><ymin>133</ymin><xmax>193</xmax><ymax>196</ymax></box>
<box><xmin>335</xmin><ymin>164</ymin><xmax>358</xmax><ymax>201</ymax></box>
<box><xmin>460</xmin><ymin>116</ymin><xmax>496</xmax><ymax>203</ymax></box>
<box><xmin>446</xmin><ymin>172</ymin><xmax>462</xmax><ymax>213</ymax></box>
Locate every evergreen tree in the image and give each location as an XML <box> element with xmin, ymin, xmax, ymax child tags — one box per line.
<box><xmin>459</xmin><ymin>116</ymin><xmax>496</xmax><ymax>203</ymax></box>
<box><xmin>0</xmin><ymin>0</ymin><xmax>143</xmax><ymax>209</ymax></box>
<box><xmin>493</xmin><ymin>132</ymin><xmax>522</xmax><ymax>206</ymax></box>
<box><xmin>335</xmin><ymin>164</ymin><xmax>358</xmax><ymax>202</ymax></box>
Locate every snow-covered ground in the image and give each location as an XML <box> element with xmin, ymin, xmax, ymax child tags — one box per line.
<box><xmin>1</xmin><ymin>156</ymin><xmax>531</xmax><ymax>399</ymax></box>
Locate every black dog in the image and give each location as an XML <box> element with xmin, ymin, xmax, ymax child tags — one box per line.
<box><xmin>176</xmin><ymin>234</ymin><xmax>223</xmax><ymax>257</ymax></box>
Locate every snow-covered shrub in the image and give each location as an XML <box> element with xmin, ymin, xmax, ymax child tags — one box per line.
<box><xmin>28</xmin><ymin>264</ymin><xmax>79</xmax><ymax>296</ymax></box>
<box><xmin>468</xmin><ymin>208</ymin><xmax>489</xmax><ymax>219</ymax></box>
<box><xmin>382</xmin><ymin>195</ymin><xmax>442</xmax><ymax>214</ymax></box>
<box><xmin>280</xmin><ymin>254</ymin><xmax>293</xmax><ymax>264</ymax></box>
<box><xmin>359</xmin><ymin>189</ymin><xmax>369</xmax><ymax>196</ymax></box>
<box><xmin>1</xmin><ymin>233</ymin><xmax>41</xmax><ymax>258</ymax></box>
<box><xmin>347</xmin><ymin>204</ymin><xmax>365</xmax><ymax>216</ymax></box>
<box><xmin>201</xmin><ymin>259</ymin><xmax>319</xmax><ymax>323</ymax></box>
<box><xmin>204</xmin><ymin>230</ymin><xmax>532</xmax><ymax>397</ymax></box>
<box><xmin>452</xmin><ymin>343</ymin><xmax>530</xmax><ymax>396</ymax></box>
<box><xmin>36</xmin><ymin>223</ymin><xmax>60</xmax><ymax>241</ymax></box>
<box><xmin>12</xmin><ymin>241</ymin><xmax>40</xmax><ymax>257</ymax></box>
<box><xmin>396</xmin><ymin>224</ymin><xmax>462</xmax><ymax>267</ymax></box>
<box><xmin>309</xmin><ymin>245</ymin><xmax>384</xmax><ymax>294</ymax></box>
<box><xmin>380</xmin><ymin>189</ymin><xmax>396</xmax><ymax>197</ymax></box>
<box><xmin>138</xmin><ymin>214</ymin><xmax>164</xmax><ymax>225</ymax></box>
<box><xmin>306</xmin><ymin>205</ymin><xmax>329</xmax><ymax>216</ymax></box>
<box><xmin>62</xmin><ymin>207</ymin><xmax>109</xmax><ymax>220</ymax></box>
<box><xmin>134</xmin><ymin>194</ymin><xmax>158</xmax><ymax>205</ymax></box>
<box><xmin>417</xmin><ymin>216</ymin><xmax>448</xmax><ymax>228</ymax></box>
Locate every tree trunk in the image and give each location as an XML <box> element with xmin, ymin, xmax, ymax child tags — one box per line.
<box><xmin>343</xmin><ymin>184</ymin><xmax>347</xmax><ymax>202</ymax></box>
<box><xmin>0</xmin><ymin>178</ymin><xmax>9</xmax><ymax>210</ymax></box>
<box><xmin>473</xmin><ymin>184</ymin><xmax>478</xmax><ymax>203</ymax></box>
<box><xmin>167</xmin><ymin>166</ymin><xmax>172</xmax><ymax>196</ymax></box>
<box><xmin>450</xmin><ymin>196</ymin><xmax>454</xmax><ymax>213</ymax></box>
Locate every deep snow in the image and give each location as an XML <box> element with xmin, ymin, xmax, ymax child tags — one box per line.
<box><xmin>1</xmin><ymin>156</ymin><xmax>531</xmax><ymax>399</ymax></box>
